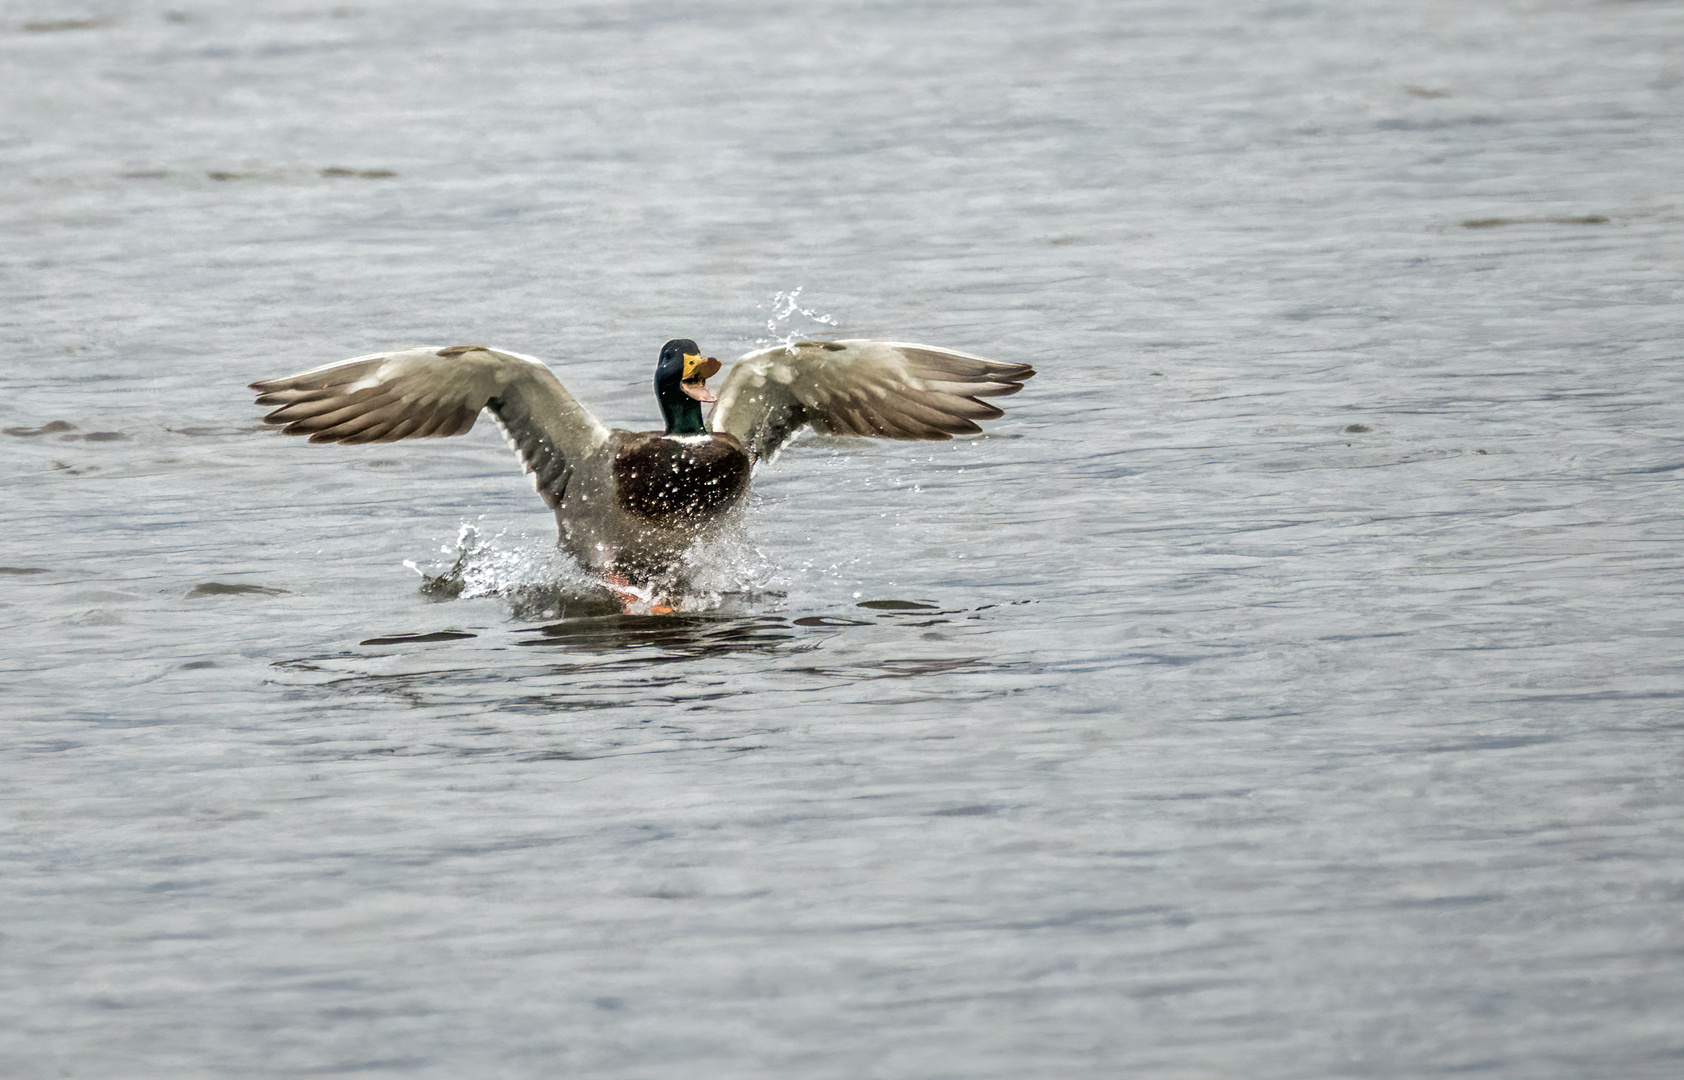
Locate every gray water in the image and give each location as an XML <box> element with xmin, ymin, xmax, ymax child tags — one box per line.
<box><xmin>4</xmin><ymin>1</ymin><xmax>1684</xmax><ymax>1077</ymax></box>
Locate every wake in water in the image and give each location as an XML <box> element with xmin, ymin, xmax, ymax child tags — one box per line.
<box><xmin>408</xmin><ymin>520</ymin><xmax>780</xmax><ymax>621</ymax></box>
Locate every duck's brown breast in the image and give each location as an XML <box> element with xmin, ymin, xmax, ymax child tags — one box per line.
<box><xmin>612</xmin><ymin>433</ymin><xmax>751</xmax><ymax>522</ymax></box>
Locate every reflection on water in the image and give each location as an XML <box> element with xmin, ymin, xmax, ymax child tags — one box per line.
<box><xmin>262</xmin><ymin>598</ymin><xmax>1029</xmax><ymax>729</ymax></box>
<box><xmin>359</xmin><ymin>630</ymin><xmax>477</xmax><ymax>645</ymax></box>
<box><xmin>796</xmin><ymin>655</ymin><xmax>993</xmax><ymax>679</ymax></box>
<box><xmin>186</xmin><ymin>581</ymin><xmax>289</xmax><ymax>598</ymax></box>
<box><xmin>249</xmin><ymin>599</ymin><xmax>1036</xmax><ymax>775</ymax></box>
<box><xmin>515</xmin><ymin>612</ymin><xmax>798</xmax><ymax>656</ymax></box>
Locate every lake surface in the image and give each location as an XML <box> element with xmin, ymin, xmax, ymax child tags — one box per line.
<box><xmin>4</xmin><ymin>1</ymin><xmax>1684</xmax><ymax>1077</ymax></box>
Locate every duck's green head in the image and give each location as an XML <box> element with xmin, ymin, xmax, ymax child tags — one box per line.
<box><xmin>654</xmin><ymin>338</ymin><xmax>721</xmax><ymax>435</ymax></box>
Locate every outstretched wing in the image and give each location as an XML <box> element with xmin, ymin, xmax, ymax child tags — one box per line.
<box><xmin>709</xmin><ymin>339</ymin><xmax>1034</xmax><ymax>464</ymax></box>
<box><xmin>250</xmin><ymin>345</ymin><xmax>611</xmax><ymax>508</ymax></box>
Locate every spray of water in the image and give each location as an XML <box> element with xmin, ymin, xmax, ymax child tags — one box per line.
<box><xmin>757</xmin><ymin>287</ymin><xmax>838</xmax><ymax>349</ymax></box>
<box><xmin>406</xmin><ymin>518</ymin><xmax>781</xmax><ymax>620</ymax></box>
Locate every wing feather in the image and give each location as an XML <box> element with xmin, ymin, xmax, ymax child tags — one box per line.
<box><xmin>251</xmin><ymin>345</ymin><xmax>610</xmax><ymax>508</ymax></box>
<box><xmin>709</xmin><ymin>339</ymin><xmax>1033</xmax><ymax>463</ymax></box>
<box><xmin>370</xmin><ymin>407</ymin><xmax>432</xmax><ymax>444</ymax></box>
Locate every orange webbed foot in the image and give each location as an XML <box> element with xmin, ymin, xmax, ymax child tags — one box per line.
<box><xmin>602</xmin><ymin>570</ymin><xmax>678</xmax><ymax>615</ymax></box>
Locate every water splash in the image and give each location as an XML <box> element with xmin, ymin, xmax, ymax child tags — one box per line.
<box><xmin>404</xmin><ymin>522</ymin><xmax>599</xmax><ymax>619</ymax></box>
<box><xmin>674</xmin><ymin>516</ymin><xmax>779</xmax><ymax>609</ymax></box>
<box><xmin>407</xmin><ymin>520</ymin><xmax>781</xmax><ymax>620</ymax></box>
<box><xmin>758</xmin><ymin>287</ymin><xmax>838</xmax><ymax>349</ymax></box>
<box><xmin>617</xmin><ymin>517</ymin><xmax>782</xmax><ymax>616</ymax></box>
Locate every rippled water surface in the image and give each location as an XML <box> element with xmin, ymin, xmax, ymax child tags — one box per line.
<box><xmin>5</xmin><ymin>2</ymin><xmax>1684</xmax><ymax>1077</ymax></box>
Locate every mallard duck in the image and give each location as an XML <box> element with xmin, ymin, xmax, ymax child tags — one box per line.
<box><xmin>251</xmin><ymin>338</ymin><xmax>1034</xmax><ymax>594</ymax></box>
